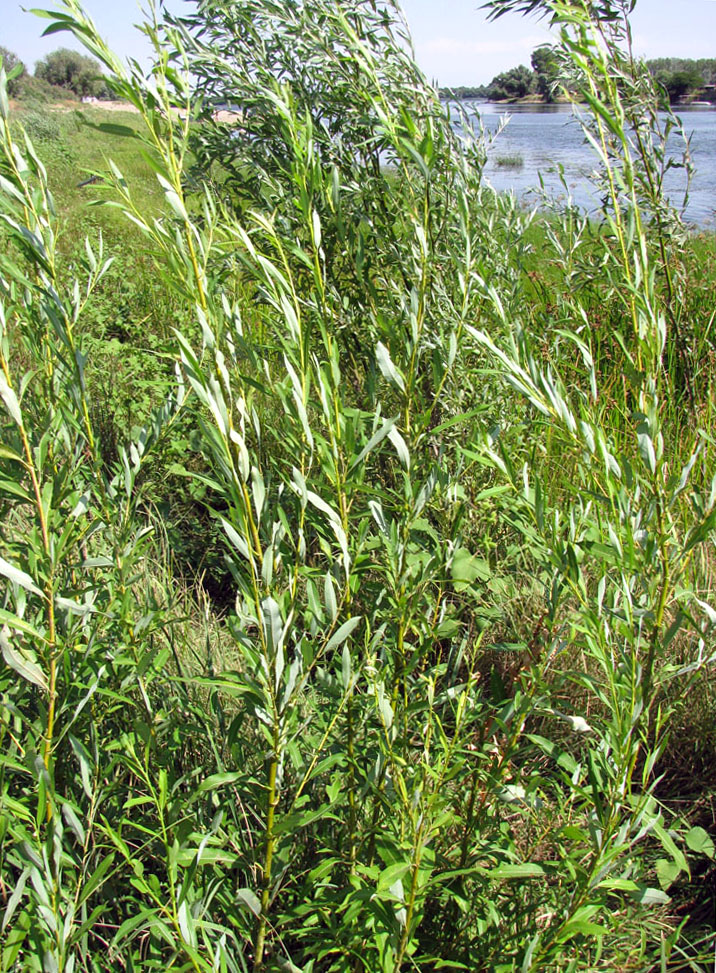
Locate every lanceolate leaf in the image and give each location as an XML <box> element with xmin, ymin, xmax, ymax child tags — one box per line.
<box><xmin>326</xmin><ymin>616</ymin><xmax>361</xmax><ymax>652</ymax></box>
<box><xmin>0</xmin><ymin>627</ymin><xmax>47</xmax><ymax>691</ymax></box>
<box><xmin>0</xmin><ymin>556</ymin><xmax>42</xmax><ymax>596</ymax></box>
<box><xmin>0</xmin><ymin>373</ymin><xmax>22</xmax><ymax>426</ymax></box>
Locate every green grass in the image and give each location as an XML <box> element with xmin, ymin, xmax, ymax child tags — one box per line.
<box><xmin>494</xmin><ymin>152</ymin><xmax>524</xmax><ymax>167</ymax></box>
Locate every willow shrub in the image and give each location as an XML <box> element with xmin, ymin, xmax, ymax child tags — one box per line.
<box><xmin>0</xmin><ymin>0</ymin><xmax>715</xmax><ymax>970</ymax></box>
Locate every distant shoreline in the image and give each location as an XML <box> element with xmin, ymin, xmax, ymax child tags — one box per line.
<box><xmin>440</xmin><ymin>92</ymin><xmax>716</xmax><ymax>108</ymax></box>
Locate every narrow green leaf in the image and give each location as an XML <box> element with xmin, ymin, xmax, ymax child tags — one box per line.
<box><xmin>0</xmin><ymin>608</ymin><xmax>46</xmax><ymax>642</ymax></box>
<box><xmin>236</xmin><ymin>888</ymin><xmax>261</xmax><ymax>917</ymax></box>
<box><xmin>489</xmin><ymin>863</ymin><xmax>545</xmax><ymax>880</ymax></box>
<box><xmin>0</xmin><ymin>70</ymin><xmax>8</xmax><ymax>121</ymax></box>
<box><xmin>1</xmin><ymin>867</ymin><xmax>28</xmax><ymax>932</ymax></box>
<box><xmin>0</xmin><ymin>374</ymin><xmax>22</xmax><ymax>426</ymax></box>
<box><xmin>375</xmin><ymin>342</ymin><xmax>405</xmax><ymax>392</ymax></box>
<box><xmin>326</xmin><ymin>616</ymin><xmax>361</xmax><ymax>652</ymax></box>
<box><xmin>0</xmin><ymin>556</ymin><xmax>42</xmax><ymax>595</ymax></box>
<box><xmin>387</xmin><ymin>426</ymin><xmax>410</xmax><ymax>470</ymax></box>
<box><xmin>348</xmin><ymin>417</ymin><xmax>396</xmax><ymax>474</ymax></box>
<box><xmin>0</xmin><ymin>628</ymin><xmax>47</xmax><ymax>691</ymax></box>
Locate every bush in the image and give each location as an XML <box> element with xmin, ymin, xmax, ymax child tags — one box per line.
<box><xmin>35</xmin><ymin>46</ymin><xmax>108</xmax><ymax>98</ymax></box>
<box><xmin>661</xmin><ymin>68</ymin><xmax>704</xmax><ymax>102</ymax></box>
<box><xmin>10</xmin><ymin>72</ymin><xmax>77</xmax><ymax>104</ymax></box>
<box><xmin>0</xmin><ymin>0</ymin><xmax>714</xmax><ymax>970</ymax></box>
<box><xmin>486</xmin><ymin>64</ymin><xmax>535</xmax><ymax>100</ymax></box>
<box><xmin>0</xmin><ymin>46</ymin><xmax>25</xmax><ymax>96</ymax></box>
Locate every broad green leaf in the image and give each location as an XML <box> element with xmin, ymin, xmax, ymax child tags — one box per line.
<box><xmin>450</xmin><ymin>548</ymin><xmax>490</xmax><ymax>592</ymax></box>
<box><xmin>197</xmin><ymin>772</ymin><xmax>243</xmax><ymax>794</ymax></box>
<box><xmin>637</xmin><ymin>428</ymin><xmax>656</xmax><ymax>474</ymax></box>
<box><xmin>630</xmin><ymin>885</ymin><xmax>670</xmax><ymax>905</ymax></box>
<box><xmin>95</xmin><ymin>123</ymin><xmax>139</xmax><ymax>138</ymax></box>
<box><xmin>656</xmin><ymin>858</ymin><xmax>682</xmax><ymax>890</ymax></box>
<box><xmin>685</xmin><ymin>826</ymin><xmax>715</xmax><ymax>859</ymax></box>
<box><xmin>556</xmin><ymin>918</ymin><xmax>607</xmax><ymax>943</ymax></box>
<box><xmin>377</xmin><ymin>862</ymin><xmax>410</xmax><ymax>894</ymax></box>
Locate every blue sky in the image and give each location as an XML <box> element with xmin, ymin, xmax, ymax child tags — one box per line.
<box><xmin>4</xmin><ymin>0</ymin><xmax>716</xmax><ymax>87</ymax></box>
<box><xmin>405</xmin><ymin>0</ymin><xmax>716</xmax><ymax>85</ymax></box>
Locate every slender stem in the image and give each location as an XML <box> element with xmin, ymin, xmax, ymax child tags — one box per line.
<box><xmin>0</xmin><ymin>352</ymin><xmax>57</xmax><ymax>793</ymax></box>
<box><xmin>394</xmin><ymin>817</ymin><xmax>426</xmax><ymax>972</ymax></box>
<box><xmin>253</xmin><ymin>732</ymin><xmax>280</xmax><ymax>970</ymax></box>
<box><xmin>346</xmin><ymin>692</ymin><xmax>357</xmax><ymax>872</ymax></box>
<box><xmin>643</xmin><ymin>494</ymin><xmax>671</xmax><ymax>707</ymax></box>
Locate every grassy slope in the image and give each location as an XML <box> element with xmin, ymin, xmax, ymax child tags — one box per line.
<box><xmin>20</xmin><ymin>106</ymin><xmax>193</xmax><ymax>447</ymax></box>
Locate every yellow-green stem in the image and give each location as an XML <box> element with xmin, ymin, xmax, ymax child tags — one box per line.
<box><xmin>254</xmin><ymin>738</ymin><xmax>280</xmax><ymax>970</ymax></box>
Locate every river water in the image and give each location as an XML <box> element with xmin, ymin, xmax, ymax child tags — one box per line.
<box><xmin>452</xmin><ymin>102</ymin><xmax>716</xmax><ymax>229</ymax></box>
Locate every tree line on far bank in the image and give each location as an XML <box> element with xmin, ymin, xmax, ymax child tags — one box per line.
<box><xmin>441</xmin><ymin>47</ymin><xmax>716</xmax><ymax>103</ymax></box>
<box><xmin>0</xmin><ymin>44</ymin><xmax>109</xmax><ymax>102</ymax></box>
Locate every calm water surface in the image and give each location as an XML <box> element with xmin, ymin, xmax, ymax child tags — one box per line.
<box><xmin>453</xmin><ymin>102</ymin><xmax>716</xmax><ymax>229</ymax></box>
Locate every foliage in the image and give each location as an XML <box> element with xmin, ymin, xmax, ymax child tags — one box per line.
<box><xmin>0</xmin><ymin>47</ymin><xmax>25</xmax><ymax>97</ymax></box>
<box><xmin>495</xmin><ymin>152</ymin><xmax>524</xmax><ymax>167</ymax></box>
<box><xmin>34</xmin><ymin>46</ymin><xmax>108</xmax><ymax>98</ymax></box>
<box><xmin>647</xmin><ymin>57</ymin><xmax>716</xmax><ymax>87</ymax></box>
<box><xmin>0</xmin><ymin>0</ymin><xmax>715</xmax><ymax>971</ymax></box>
<box><xmin>486</xmin><ymin>63</ymin><xmax>535</xmax><ymax>100</ymax></box>
<box><xmin>8</xmin><ymin>72</ymin><xmax>77</xmax><ymax>105</ymax></box>
<box><xmin>443</xmin><ymin>52</ymin><xmax>716</xmax><ymax>108</ymax></box>
<box><xmin>438</xmin><ymin>84</ymin><xmax>488</xmax><ymax>100</ymax></box>
<box><xmin>656</xmin><ymin>67</ymin><xmax>705</xmax><ymax>103</ymax></box>
<box><xmin>531</xmin><ymin>45</ymin><xmax>561</xmax><ymax>102</ymax></box>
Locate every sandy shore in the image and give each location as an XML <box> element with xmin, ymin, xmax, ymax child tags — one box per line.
<box><xmin>87</xmin><ymin>100</ymin><xmax>140</xmax><ymax>113</ymax></box>
<box><xmin>83</xmin><ymin>101</ymin><xmax>242</xmax><ymax>123</ymax></box>
<box><xmin>11</xmin><ymin>99</ymin><xmax>243</xmax><ymax>124</ymax></box>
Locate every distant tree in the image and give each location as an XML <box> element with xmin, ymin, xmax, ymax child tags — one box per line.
<box><xmin>35</xmin><ymin>47</ymin><xmax>107</xmax><ymax>98</ymax></box>
<box><xmin>531</xmin><ymin>45</ymin><xmax>560</xmax><ymax>102</ymax></box>
<box><xmin>648</xmin><ymin>57</ymin><xmax>716</xmax><ymax>86</ymax></box>
<box><xmin>660</xmin><ymin>68</ymin><xmax>704</xmax><ymax>103</ymax></box>
<box><xmin>0</xmin><ymin>46</ymin><xmax>26</xmax><ymax>96</ymax></box>
<box><xmin>486</xmin><ymin>64</ymin><xmax>534</xmax><ymax>101</ymax></box>
<box><xmin>439</xmin><ymin>85</ymin><xmax>488</xmax><ymax>100</ymax></box>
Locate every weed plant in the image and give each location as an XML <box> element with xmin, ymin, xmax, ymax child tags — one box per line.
<box><xmin>0</xmin><ymin>0</ymin><xmax>715</xmax><ymax>970</ymax></box>
<box><xmin>494</xmin><ymin>154</ymin><xmax>525</xmax><ymax>168</ymax></box>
